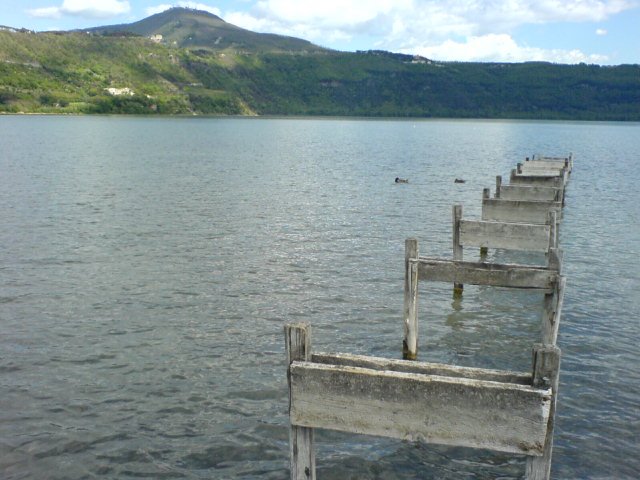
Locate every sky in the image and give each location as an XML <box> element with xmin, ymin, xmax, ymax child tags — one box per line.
<box><xmin>1</xmin><ymin>0</ymin><xmax>639</xmax><ymax>64</ymax></box>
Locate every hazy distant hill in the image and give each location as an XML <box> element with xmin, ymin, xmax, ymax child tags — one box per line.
<box><xmin>82</xmin><ymin>7</ymin><xmax>328</xmax><ymax>53</ymax></box>
<box><xmin>1</xmin><ymin>8</ymin><xmax>639</xmax><ymax>119</ymax></box>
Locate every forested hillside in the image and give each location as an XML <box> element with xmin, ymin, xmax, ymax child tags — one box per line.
<box><xmin>1</xmin><ymin>9</ymin><xmax>638</xmax><ymax>119</ymax></box>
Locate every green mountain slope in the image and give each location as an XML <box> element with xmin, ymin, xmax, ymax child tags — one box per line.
<box><xmin>83</xmin><ymin>7</ymin><xmax>327</xmax><ymax>53</ymax></box>
<box><xmin>1</xmin><ymin>8</ymin><xmax>639</xmax><ymax>119</ymax></box>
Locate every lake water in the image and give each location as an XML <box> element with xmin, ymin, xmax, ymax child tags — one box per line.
<box><xmin>1</xmin><ymin>116</ymin><xmax>639</xmax><ymax>479</ymax></box>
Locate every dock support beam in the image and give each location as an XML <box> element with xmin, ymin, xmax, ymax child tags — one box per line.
<box><xmin>285</xmin><ymin>323</ymin><xmax>315</xmax><ymax>480</ymax></box>
<box><xmin>452</xmin><ymin>205</ymin><xmax>464</xmax><ymax>297</ymax></box>
<box><xmin>541</xmin><ymin>249</ymin><xmax>565</xmax><ymax>345</ymax></box>
<box><xmin>526</xmin><ymin>344</ymin><xmax>561</xmax><ymax>480</ymax></box>
<box><xmin>403</xmin><ymin>238</ymin><xmax>419</xmax><ymax>360</ymax></box>
<box><xmin>479</xmin><ymin>189</ymin><xmax>491</xmax><ymax>257</ymax></box>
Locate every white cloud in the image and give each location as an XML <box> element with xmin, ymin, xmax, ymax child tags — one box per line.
<box><xmin>27</xmin><ymin>6</ymin><xmax>62</xmax><ymax>18</ymax></box>
<box><xmin>224</xmin><ymin>0</ymin><xmax>632</xmax><ymax>62</ymax></box>
<box><xmin>406</xmin><ymin>33</ymin><xmax>609</xmax><ymax>64</ymax></box>
<box><xmin>252</xmin><ymin>0</ymin><xmax>409</xmax><ymax>26</ymax></box>
<box><xmin>27</xmin><ymin>0</ymin><xmax>130</xmax><ymax>19</ymax></box>
<box><xmin>596</xmin><ymin>28</ymin><xmax>608</xmax><ymax>35</ymax></box>
<box><xmin>146</xmin><ymin>2</ymin><xmax>221</xmax><ymax>17</ymax></box>
<box><xmin>224</xmin><ymin>11</ymin><xmax>351</xmax><ymax>43</ymax></box>
<box><xmin>227</xmin><ymin>0</ymin><xmax>634</xmax><ymax>36</ymax></box>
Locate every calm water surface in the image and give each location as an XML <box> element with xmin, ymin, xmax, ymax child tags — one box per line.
<box><xmin>1</xmin><ymin>116</ymin><xmax>639</xmax><ymax>479</ymax></box>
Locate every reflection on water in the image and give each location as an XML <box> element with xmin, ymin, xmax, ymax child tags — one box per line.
<box><xmin>1</xmin><ymin>116</ymin><xmax>639</xmax><ymax>479</ymax></box>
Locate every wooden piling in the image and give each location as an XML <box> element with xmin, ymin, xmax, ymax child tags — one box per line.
<box><xmin>525</xmin><ymin>344</ymin><xmax>561</xmax><ymax>480</ymax></box>
<box><xmin>452</xmin><ymin>205</ymin><xmax>464</xmax><ymax>297</ymax></box>
<box><xmin>285</xmin><ymin>323</ymin><xmax>315</xmax><ymax>480</ymax></box>
<box><xmin>541</xmin><ymin>249</ymin><xmax>565</xmax><ymax>345</ymax></box>
<box><xmin>480</xmin><ymin>189</ymin><xmax>491</xmax><ymax>257</ymax></box>
<box><xmin>548</xmin><ymin>211</ymin><xmax>558</xmax><ymax>250</ymax></box>
<box><xmin>495</xmin><ymin>175</ymin><xmax>502</xmax><ymax>198</ymax></box>
<box><xmin>541</xmin><ymin>275</ymin><xmax>566</xmax><ymax>345</ymax></box>
<box><xmin>403</xmin><ymin>238</ymin><xmax>419</xmax><ymax>360</ymax></box>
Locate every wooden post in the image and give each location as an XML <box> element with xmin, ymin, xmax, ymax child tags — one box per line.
<box><xmin>403</xmin><ymin>238</ymin><xmax>419</xmax><ymax>360</ymax></box>
<box><xmin>495</xmin><ymin>175</ymin><xmax>502</xmax><ymax>199</ymax></box>
<box><xmin>547</xmin><ymin>248</ymin><xmax>562</xmax><ymax>274</ymax></box>
<box><xmin>526</xmin><ymin>344</ymin><xmax>561</xmax><ymax>480</ymax></box>
<box><xmin>548</xmin><ymin>211</ymin><xmax>557</xmax><ymax>250</ymax></box>
<box><xmin>541</xmin><ymin>275</ymin><xmax>564</xmax><ymax>345</ymax></box>
<box><xmin>541</xmin><ymin>275</ymin><xmax>566</xmax><ymax>345</ymax></box>
<box><xmin>517</xmin><ymin>163</ymin><xmax>523</xmax><ymax>174</ymax></box>
<box><xmin>452</xmin><ymin>205</ymin><xmax>464</xmax><ymax>297</ymax></box>
<box><xmin>480</xmin><ymin>189</ymin><xmax>490</xmax><ymax>257</ymax></box>
<box><xmin>285</xmin><ymin>323</ymin><xmax>315</xmax><ymax>480</ymax></box>
<box><xmin>542</xmin><ymin>248</ymin><xmax>565</xmax><ymax>344</ymax></box>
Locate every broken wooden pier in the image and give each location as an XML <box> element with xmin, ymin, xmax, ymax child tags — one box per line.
<box><xmin>285</xmin><ymin>152</ymin><xmax>573</xmax><ymax>480</ymax></box>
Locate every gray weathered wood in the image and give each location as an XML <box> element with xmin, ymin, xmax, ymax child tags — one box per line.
<box><xmin>499</xmin><ymin>184</ymin><xmax>561</xmax><ymax>202</ymax></box>
<box><xmin>547</xmin><ymin>248</ymin><xmax>563</xmax><ymax>275</ymax></box>
<box><xmin>516</xmin><ymin>164</ymin><xmax>565</xmax><ymax>177</ymax></box>
<box><xmin>285</xmin><ymin>323</ymin><xmax>315</xmax><ymax>480</ymax></box>
<box><xmin>403</xmin><ymin>238</ymin><xmax>419</xmax><ymax>360</ymax></box>
<box><xmin>452</xmin><ymin>205</ymin><xmax>464</xmax><ymax>295</ymax></box>
<box><xmin>482</xmin><ymin>198</ymin><xmax>562</xmax><ymax>224</ymax></box>
<box><xmin>511</xmin><ymin>169</ymin><xmax>565</xmax><ymax>189</ymax></box>
<box><xmin>416</xmin><ymin>257</ymin><xmax>558</xmax><ymax>290</ymax></box>
<box><xmin>548</xmin><ymin>211</ymin><xmax>558</xmax><ymax>250</ymax></box>
<box><xmin>530</xmin><ymin>154</ymin><xmax>572</xmax><ymax>172</ymax></box>
<box><xmin>495</xmin><ymin>175</ymin><xmax>502</xmax><ymax>198</ymax></box>
<box><xmin>541</xmin><ymin>276</ymin><xmax>566</xmax><ymax>345</ymax></box>
<box><xmin>459</xmin><ymin>219</ymin><xmax>552</xmax><ymax>253</ymax></box>
<box><xmin>526</xmin><ymin>345</ymin><xmax>561</xmax><ymax>479</ymax></box>
<box><xmin>479</xmin><ymin>189</ymin><xmax>492</xmax><ymax>256</ymax></box>
<box><xmin>289</xmin><ymin>361</ymin><xmax>552</xmax><ymax>456</ymax></box>
<box><xmin>311</xmin><ymin>352</ymin><xmax>532</xmax><ymax>385</ymax></box>
<box><xmin>520</xmin><ymin>162</ymin><xmax>566</xmax><ymax>174</ymax></box>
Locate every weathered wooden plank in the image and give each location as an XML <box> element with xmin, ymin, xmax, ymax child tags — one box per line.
<box><xmin>482</xmin><ymin>198</ymin><xmax>562</xmax><ymax>224</ymax></box>
<box><xmin>403</xmin><ymin>238</ymin><xmax>419</xmax><ymax>360</ymax></box>
<box><xmin>520</xmin><ymin>161</ymin><xmax>566</xmax><ymax>172</ymax></box>
<box><xmin>516</xmin><ymin>164</ymin><xmax>563</xmax><ymax>178</ymax></box>
<box><xmin>521</xmin><ymin>165</ymin><xmax>565</xmax><ymax>175</ymax></box>
<box><xmin>541</xmin><ymin>276</ymin><xmax>566</xmax><ymax>345</ymax></box>
<box><xmin>311</xmin><ymin>352</ymin><xmax>532</xmax><ymax>385</ymax></box>
<box><xmin>499</xmin><ymin>185</ymin><xmax>561</xmax><ymax>202</ymax></box>
<box><xmin>532</xmin><ymin>155</ymin><xmax>570</xmax><ymax>162</ymax></box>
<box><xmin>415</xmin><ymin>257</ymin><xmax>557</xmax><ymax>290</ymax></box>
<box><xmin>290</xmin><ymin>362</ymin><xmax>552</xmax><ymax>456</ymax></box>
<box><xmin>531</xmin><ymin>154</ymin><xmax>572</xmax><ymax>172</ymax></box>
<box><xmin>459</xmin><ymin>219</ymin><xmax>551</xmax><ymax>252</ymax></box>
<box><xmin>518</xmin><ymin>168</ymin><xmax>565</xmax><ymax>177</ymax></box>
<box><xmin>285</xmin><ymin>324</ymin><xmax>315</xmax><ymax>480</ymax></box>
<box><xmin>452</xmin><ymin>205</ymin><xmax>464</xmax><ymax>295</ymax></box>
<box><xmin>511</xmin><ymin>170</ymin><xmax>565</xmax><ymax>188</ymax></box>
<box><xmin>526</xmin><ymin>345</ymin><xmax>562</xmax><ymax>479</ymax></box>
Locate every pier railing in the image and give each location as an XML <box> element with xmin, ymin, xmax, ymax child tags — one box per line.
<box><xmin>286</xmin><ymin>323</ymin><xmax>560</xmax><ymax>480</ymax></box>
<box><xmin>403</xmin><ymin>238</ymin><xmax>565</xmax><ymax>361</ymax></box>
<box><xmin>496</xmin><ymin>175</ymin><xmax>562</xmax><ymax>202</ymax></box>
<box><xmin>285</xmin><ymin>152</ymin><xmax>573</xmax><ymax>480</ymax></box>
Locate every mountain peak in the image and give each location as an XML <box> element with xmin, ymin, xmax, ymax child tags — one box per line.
<box><xmin>150</xmin><ymin>6</ymin><xmax>224</xmax><ymax>22</ymax></box>
<box><xmin>84</xmin><ymin>6</ymin><xmax>326</xmax><ymax>54</ymax></box>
